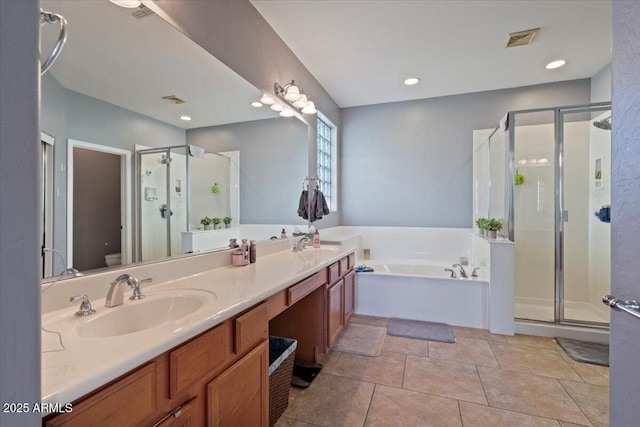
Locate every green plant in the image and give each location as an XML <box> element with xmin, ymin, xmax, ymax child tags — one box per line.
<box><xmin>475</xmin><ymin>217</ymin><xmax>489</xmax><ymax>229</ymax></box>
<box><xmin>223</xmin><ymin>216</ymin><xmax>232</xmax><ymax>225</ymax></box>
<box><xmin>200</xmin><ymin>216</ymin><xmax>212</xmax><ymax>226</ymax></box>
<box><xmin>514</xmin><ymin>171</ymin><xmax>525</xmax><ymax>186</ymax></box>
<box><xmin>486</xmin><ymin>218</ymin><xmax>503</xmax><ymax>231</ymax></box>
<box><xmin>212</xmin><ymin>217</ymin><xmax>222</xmax><ymax>225</ymax></box>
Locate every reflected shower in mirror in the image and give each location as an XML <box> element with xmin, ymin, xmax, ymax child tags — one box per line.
<box><xmin>40</xmin><ymin>0</ymin><xmax>308</xmax><ymax>278</ymax></box>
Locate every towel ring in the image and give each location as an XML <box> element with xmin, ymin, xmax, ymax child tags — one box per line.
<box><xmin>40</xmin><ymin>9</ymin><xmax>68</xmax><ymax>75</ymax></box>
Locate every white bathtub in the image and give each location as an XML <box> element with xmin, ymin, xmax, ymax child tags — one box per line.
<box><xmin>356</xmin><ymin>260</ymin><xmax>490</xmax><ymax>329</ymax></box>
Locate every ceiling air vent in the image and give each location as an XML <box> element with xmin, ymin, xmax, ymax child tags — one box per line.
<box><xmin>162</xmin><ymin>95</ymin><xmax>185</xmax><ymax>105</ymax></box>
<box><xmin>131</xmin><ymin>4</ymin><xmax>154</xmax><ymax>20</ymax></box>
<box><xmin>506</xmin><ymin>28</ymin><xmax>539</xmax><ymax>48</ymax></box>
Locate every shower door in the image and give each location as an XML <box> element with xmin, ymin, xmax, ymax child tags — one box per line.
<box><xmin>139</xmin><ymin>149</ymin><xmax>171</xmax><ymax>261</ymax></box>
<box><xmin>558</xmin><ymin>108</ymin><xmax>611</xmax><ymax>325</ymax></box>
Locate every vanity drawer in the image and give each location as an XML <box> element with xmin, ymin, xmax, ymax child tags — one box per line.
<box><xmin>169</xmin><ymin>324</ymin><xmax>227</xmax><ymax>398</ymax></box>
<box><xmin>339</xmin><ymin>257</ymin><xmax>349</xmax><ymax>277</ymax></box>
<box><xmin>45</xmin><ymin>362</ymin><xmax>157</xmax><ymax>427</ymax></box>
<box><xmin>348</xmin><ymin>253</ymin><xmax>355</xmax><ymax>270</ymax></box>
<box><xmin>234</xmin><ymin>302</ymin><xmax>268</xmax><ymax>355</ymax></box>
<box><xmin>328</xmin><ymin>261</ymin><xmax>340</xmax><ymax>284</ymax></box>
<box><xmin>287</xmin><ymin>270</ymin><xmax>327</xmax><ymax>306</ymax></box>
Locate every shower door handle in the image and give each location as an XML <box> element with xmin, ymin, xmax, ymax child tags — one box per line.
<box><xmin>602</xmin><ymin>295</ymin><xmax>640</xmax><ymax>320</ymax></box>
<box><xmin>562</xmin><ymin>210</ymin><xmax>569</xmax><ymax>222</ymax></box>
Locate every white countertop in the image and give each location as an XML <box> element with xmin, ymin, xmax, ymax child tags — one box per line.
<box><xmin>41</xmin><ymin>244</ymin><xmax>356</xmax><ymax>408</ymax></box>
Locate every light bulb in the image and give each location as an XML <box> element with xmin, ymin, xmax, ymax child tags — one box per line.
<box><xmin>284</xmin><ymin>85</ymin><xmax>300</xmax><ymax>101</ymax></box>
<box><xmin>301</xmin><ymin>101</ymin><xmax>317</xmax><ymax>114</ymax></box>
<box><xmin>279</xmin><ymin>109</ymin><xmax>295</xmax><ymax>117</ymax></box>
<box><xmin>260</xmin><ymin>93</ymin><xmax>275</xmax><ymax>105</ymax></box>
<box><xmin>251</xmin><ymin>101</ymin><xmax>263</xmax><ymax>108</ymax></box>
<box><xmin>270</xmin><ymin>103</ymin><xmax>283</xmax><ymax>112</ymax></box>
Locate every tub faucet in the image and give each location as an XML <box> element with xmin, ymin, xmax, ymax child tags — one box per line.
<box><xmin>452</xmin><ymin>263</ymin><xmax>467</xmax><ymax>278</ymax></box>
<box><xmin>105</xmin><ymin>274</ymin><xmax>152</xmax><ymax>308</ymax></box>
<box><xmin>292</xmin><ymin>237</ymin><xmax>309</xmax><ymax>252</ymax></box>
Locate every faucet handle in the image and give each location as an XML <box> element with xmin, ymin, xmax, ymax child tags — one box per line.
<box><xmin>70</xmin><ymin>294</ymin><xmax>96</xmax><ymax>317</ymax></box>
<box><xmin>444</xmin><ymin>268</ymin><xmax>457</xmax><ymax>278</ymax></box>
<box><xmin>471</xmin><ymin>267</ymin><xmax>480</xmax><ymax>277</ymax></box>
<box><xmin>129</xmin><ymin>277</ymin><xmax>150</xmax><ymax>301</ymax></box>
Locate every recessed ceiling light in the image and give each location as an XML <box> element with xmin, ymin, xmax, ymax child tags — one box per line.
<box><xmin>545</xmin><ymin>60</ymin><xmax>566</xmax><ymax>70</ymax></box>
<box><xmin>404</xmin><ymin>77</ymin><xmax>421</xmax><ymax>86</ymax></box>
<box><xmin>180</xmin><ymin>115</ymin><xmax>192</xmax><ymax>121</ymax></box>
<box><xmin>251</xmin><ymin>101</ymin><xmax>262</xmax><ymax>108</ymax></box>
<box><xmin>109</xmin><ymin>0</ymin><xmax>141</xmax><ymax>8</ymax></box>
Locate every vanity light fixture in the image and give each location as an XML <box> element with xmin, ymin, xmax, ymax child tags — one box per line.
<box><xmin>274</xmin><ymin>80</ymin><xmax>317</xmax><ymax>114</ymax></box>
<box><xmin>250</xmin><ymin>101</ymin><xmax>263</xmax><ymax>108</ymax></box>
<box><xmin>270</xmin><ymin>103</ymin><xmax>283</xmax><ymax>112</ymax></box>
<box><xmin>108</xmin><ymin>0</ymin><xmax>142</xmax><ymax>8</ymax></box>
<box><xmin>279</xmin><ymin>109</ymin><xmax>295</xmax><ymax>118</ymax></box>
<box><xmin>545</xmin><ymin>59</ymin><xmax>566</xmax><ymax>70</ymax></box>
<box><xmin>180</xmin><ymin>115</ymin><xmax>192</xmax><ymax>121</ymax></box>
<box><xmin>404</xmin><ymin>77</ymin><xmax>421</xmax><ymax>86</ymax></box>
<box><xmin>259</xmin><ymin>93</ymin><xmax>275</xmax><ymax>105</ymax></box>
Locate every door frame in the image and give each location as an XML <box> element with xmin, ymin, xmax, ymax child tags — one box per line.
<box><xmin>66</xmin><ymin>139</ymin><xmax>132</xmax><ymax>268</ymax></box>
<box><xmin>41</xmin><ymin>131</ymin><xmax>55</xmax><ymax>277</ymax></box>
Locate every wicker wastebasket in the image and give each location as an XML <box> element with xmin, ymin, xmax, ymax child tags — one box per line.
<box><xmin>268</xmin><ymin>336</ymin><xmax>297</xmax><ymax>427</ymax></box>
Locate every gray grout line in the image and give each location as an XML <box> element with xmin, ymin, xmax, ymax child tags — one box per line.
<box><xmin>362</xmin><ymin>383</ymin><xmax>377</xmax><ymax>427</ymax></box>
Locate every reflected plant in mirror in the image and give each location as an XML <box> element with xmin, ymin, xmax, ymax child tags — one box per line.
<box><xmin>40</xmin><ymin>0</ymin><xmax>308</xmax><ymax>279</ymax></box>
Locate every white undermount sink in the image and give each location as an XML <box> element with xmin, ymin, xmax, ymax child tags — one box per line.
<box><xmin>75</xmin><ymin>291</ymin><xmax>214</xmax><ymax>338</ymax></box>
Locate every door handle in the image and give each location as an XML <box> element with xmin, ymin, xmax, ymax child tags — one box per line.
<box><xmin>603</xmin><ymin>295</ymin><xmax>640</xmax><ymax>320</ymax></box>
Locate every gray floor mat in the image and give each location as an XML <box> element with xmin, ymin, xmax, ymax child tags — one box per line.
<box><xmin>387</xmin><ymin>318</ymin><xmax>455</xmax><ymax>343</ymax></box>
<box><xmin>556</xmin><ymin>337</ymin><xmax>609</xmax><ymax>366</ymax></box>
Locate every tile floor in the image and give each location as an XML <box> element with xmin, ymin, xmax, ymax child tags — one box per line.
<box><xmin>275</xmin><ymin>314</ymin><xmax>609</xmax><ymax>427</ymax></box>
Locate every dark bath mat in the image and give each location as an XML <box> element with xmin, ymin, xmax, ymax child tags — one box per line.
<box><xmin>556</xmin><ymin>337</ymin><xmax>609</xmax><ymax>366</ymax></box>
<box><xmin>387</xmin><ymin>318</ymin><xmax>456</xmax><ymax>343</ymax></box>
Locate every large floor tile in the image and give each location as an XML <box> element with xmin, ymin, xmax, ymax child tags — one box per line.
<box><xmin>320</xmin><ymin>350</ymin><xmax>343</xmax><ymax>374</ymax></box>
<box><xmin>274</xmin><ymin>416</ymin><xmax>321</xmax><ymax>427</ymax></box>
<box><xmin>403</xmin><ymin>356</ymin><xmax>488</xmax><ymax>405</ymax></box>
<box><xmin>561</xmin><ymin>380</ymin><xmax>609</xmax><ymax>427</ymax></box>
<box><xmin>477</xmin><ymin>366</ymin><xmax>592</xmax><ymax>425</ymax></box>
<box><xmin>451</xmin><ymin>326</ymin><xmax>508</xmax><ymax>343</ymax></box>
<box><xmin>505</xmin><ymin>334</ymin><xmax>561</xmax><ymax>350</ymax></box>
<box><xmin>558</xmin><ymin>351</ymin><xmax>610</xmax><ymax>386</ymax></box>
<box><xmin>491</xmin><ymin>343</ymin><xmax>582</xmax><ymax>381</ymax></box>
<box><xmin>330</xmin><ymin>351</ymin><xmax>406</xmax><ymax>387</ymax></box>
<box><xmin>429</xmin><ymin>337</ymin><xmax>499</xmax><ymax>367</ymax></box>
<box><xmin>365</xmin><ymin>385</ymin><xmax>462</xmax><ymax>427</ymax></box>
<box><xmin>283</xmin><ymin>374</ymin><xmax>375</xmax><ymax>427</ymax></box>
<box><xmin>331</xmin><ymin>323</ymin><xmax>386</xmax><ymax>356</ymax></box>
<box><xmin>381</xmin><ymin>334</ymin><xmax>429</xmax><ymax>356</ymax></box>
<box><xmin>459</xmin><ymin>401</ymin><xmax>562</xmax><ymax>427</ymax></box>
<box><xmin>349</xmin><ymin>314</ymin><xmax>390</xmax><ymax>327</ymax></box>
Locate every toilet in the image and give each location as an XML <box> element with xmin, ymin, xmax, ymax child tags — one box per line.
<box><xmin>105</xmin><ymin>253</ymin><xmax>121</xmax><ymax>267</ymax></box>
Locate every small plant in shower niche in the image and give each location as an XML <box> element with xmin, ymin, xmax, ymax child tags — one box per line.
<box><xmin>212</xmin><ymin>217</ymin><xmax>222</xmax><ymax>230</ymax></box>
<box><xmin>200</xmin><ymin>216</ymin><xmax>213</xmax><ymax>231</ymax></box>
<box><xmin>223</xmin><ymin>216</ymin><xmax>232</xmax><ymax>229</ymax></box>
<box><xmin>486</xmin><ymin>218</ymin><xmax>503</xmax><ymax>239</ymax></box>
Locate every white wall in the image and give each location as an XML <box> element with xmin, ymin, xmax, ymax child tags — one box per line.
<box><xmin>591</xmin><ymin>63</ymin><xmax>612</xmax><ymax>103</ymax></box>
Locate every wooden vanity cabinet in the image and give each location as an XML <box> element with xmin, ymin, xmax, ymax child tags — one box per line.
<box><xmin>44</xmin><ymin>303</ymin><xmax>268</xmax><ymax>427</ymax></box>
<box><xmin>326</xmin><ymin>255</ymin><xmax>356</xmax><ymax>348</ymax></box>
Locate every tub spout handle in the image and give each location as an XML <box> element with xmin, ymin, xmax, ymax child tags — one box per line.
<box><xmin>444</xmin><ymin>268</ymin><xmax>457</xmax><ymax>278</ymax></box>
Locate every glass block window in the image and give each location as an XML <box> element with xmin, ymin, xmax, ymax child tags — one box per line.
<box><xmin>317</xmin><ymin>117</ymin><xmax>332</xmax><ymax>209</ymax></box>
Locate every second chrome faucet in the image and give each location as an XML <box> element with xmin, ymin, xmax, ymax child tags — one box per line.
<box><xmin>105</xmin><ymin>274</ymin><xmax>152</xmax><ymax>308</ymax></box>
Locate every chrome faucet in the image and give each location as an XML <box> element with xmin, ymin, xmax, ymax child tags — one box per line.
<box><xmin>292</xmin><ymin>237</ymin><xmax>309</xmax><ymax>252</ymax></box>
<box><xmin>105</xmin><ymin>274</ymin><xmax>152</xmax><ymax>308</ymax></box>
<box><xmin>452</xmin><ymin>263</ymin><xmax>468</xmax><ymax>278</ymax></box>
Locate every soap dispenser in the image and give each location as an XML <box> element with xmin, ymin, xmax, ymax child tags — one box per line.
<box><xmin>313</xmin><ymin>230</ymin><xmax>321</xmax><ymax>248</ymax></box>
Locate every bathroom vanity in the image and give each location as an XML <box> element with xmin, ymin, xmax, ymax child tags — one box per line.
<box><xmin>42</xmin><ymin>244</ymin><xmax>356</xmax><ymax>426</ymax></box>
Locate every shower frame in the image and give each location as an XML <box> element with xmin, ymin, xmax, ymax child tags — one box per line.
<box><xmin>490</xmin><ymin>101</ymin><xmax>611</xmax><ymax>329</ymax></box>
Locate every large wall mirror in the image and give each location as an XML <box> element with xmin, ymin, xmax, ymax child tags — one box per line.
<box><xmin>40</xmin><ymin>0</ymin><xmax>308</xmax><ymax>279</ymax></box>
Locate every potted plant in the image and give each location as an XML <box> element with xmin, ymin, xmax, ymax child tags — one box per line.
<box><xmin>486</xmin><ymin>218</ymin><xmax>503</xmax><ymax>239</ymax></box>
<box><xmin>200</xmin><ymin>216</ymin><xmax>213</xmax><ymax>230</ymax></box>
<box><xmin>223</xmin><ymin>216</ymin><xmax>232</xmax><ymax>229</ymax></box>
<box><xmin>475</xmin><ymin>217</ymin><xmax>488</xmax><ymax>236</ymax></box>
<box><xmin>212</xmin><ymin>217</ymin><xmax>222</xmax><ymax>230</ymax></box>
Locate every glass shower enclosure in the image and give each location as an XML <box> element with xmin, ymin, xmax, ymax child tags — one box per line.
<box><xmin>478</xmin><ymin>102</ymin><xmax>611</xmax><ymax>328</ymax></box>
<box><xmin>136</xmin><ymin>145</ymin><xmax>232</xmax><ymax>262</ymax></box>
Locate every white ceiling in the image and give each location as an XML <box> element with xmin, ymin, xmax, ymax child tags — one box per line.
<box><xmin>41</xmin><ymin>0</ymin><xmax>275</xmax><ymax>129</ymax></box>
<box><xmin>251</xmin><ymin>0</ymin><xmax>612</xmax><ymax>108</ymax></box>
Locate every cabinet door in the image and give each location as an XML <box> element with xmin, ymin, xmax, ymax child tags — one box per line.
<box><xmin>206</xmin><ymin>340</ymin><xmax>268</xmax><ymax>427</ymax></box>
<box><xmin>327</xmin><ymin>281</ymin><xmax>344</xmax><ymax>347</ymax></box>
<box><xmin>343</xmin><ymin>270</ymin><xmax>356</xmax><ymax>323</ymax></box>
<box><xmin>153</xmin><ymin>397</ymin><xmax>197</xmax><ymax>427</ymax></box>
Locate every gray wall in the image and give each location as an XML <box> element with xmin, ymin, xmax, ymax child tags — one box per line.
<box><xmin>0</xmin><ymin>1</ymin><xmax>41</xmax><ymax>425</ymax></box>
<box><xmin>187</xmin><ymin>118</ymin><xmax>310</xmax><ymax>225</ymax></box>
<box><xmin>41</xmin><ymin>73</ymin><xmax>185</xmax><ymax>270</ymax></box>
<box><xmin>591</xmin><ymin>63</ymin><xmax>612</xmax><ymax>103</ymax></box>
<box><xmin>611</xmin><ymin>2</ymin><xmax>640</xmax><ymax>426</ymax></box>
<box><xmin>340</xmin><ymin>79</ymin><xmax>591</xmax><ymax>227</ymax></box>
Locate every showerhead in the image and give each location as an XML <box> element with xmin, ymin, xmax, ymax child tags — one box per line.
<box><xmin>593</xmin><ymin>116</ymin><xmax>611</xmax><ymax>131</ymax></box>
<box><xmin>160</xmin><ymin>154</ymin><xmax>172</xmax><ymax>164</ymax></box>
